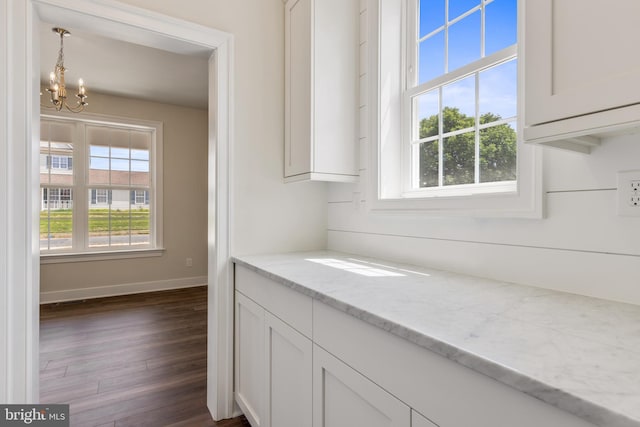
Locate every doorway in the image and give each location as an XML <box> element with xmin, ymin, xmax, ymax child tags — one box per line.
<box><xmin>2</xmin><ymin>0</ymin><xmax>234</xmax><ymax>421</ymax></box>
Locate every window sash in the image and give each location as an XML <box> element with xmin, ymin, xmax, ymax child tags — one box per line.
<box><xmin>403</xmin><ymin>0</ymin><xmax>517</xmax><ymax>196</ymax></box>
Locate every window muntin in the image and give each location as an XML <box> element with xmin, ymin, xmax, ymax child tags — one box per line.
<box><xmin>40</xmin><ymin>187</ymin><xmax>74</xmax><ymax>251</ymax></box>
<box><xmin>40</xmin><ymin>116</ymin><xmax>159</xmax><ymax>254</ymax></box>
<box><xmin>407</xmin><ymin>0</ymin><xmax>517</xmax><ymax>194</ymax></box>
<box><xmin>87</xmin><ymin>189</ymin><xmax>151</xmax><ymax>248</ymax></box>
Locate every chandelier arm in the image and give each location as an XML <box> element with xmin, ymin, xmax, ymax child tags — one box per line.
<box><xmin>64</xmin><ymin>103</ymin><xmax>86</xmax><ymax>113</ymax></box>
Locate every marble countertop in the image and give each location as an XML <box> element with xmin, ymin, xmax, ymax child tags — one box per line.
<box><xmin>233</xmin><ymin>251</ymin><xmax>640</xmax><ymax>427</ymax></box>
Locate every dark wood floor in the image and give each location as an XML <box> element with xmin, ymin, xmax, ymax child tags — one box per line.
<box><xmin>40</xmin><ymin>286</ymin><xmax>249</xmax><ymax>427</ymax></box>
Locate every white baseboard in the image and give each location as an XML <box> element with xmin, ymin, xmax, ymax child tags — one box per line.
<box><xmin>231</xmin><ymin>402</ymin><xmax>244</xmax><ymax>419</ymax></box>
<box><xmin>40</xmin><ymin>276</ymin><xmax>208</xmax><ymax>304</ymax></box>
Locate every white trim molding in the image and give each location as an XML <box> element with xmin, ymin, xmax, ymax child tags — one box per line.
<box><xmin>40</xmin><ymin>248</ymin><xmax>165</xmax><ymax>264</ymax></box>
<box><xmin>0</xmin><ymin>0</ymin><xmax>7</xmax><ymax>403</ymax></box>
<box><xmin>40</xmin><ymin>276</ymin><xmax>207</xmax><ymax>304</ymax></box>
<box><xmin>0</xmin><ymin>0</ymin><xmax>40</xmax><ymax>404</ymax></box>
<box><xmin>207</xmin><ymin>39</ymin><xmax>236</xmax><ymax>420</ymax></box>
<box><xmin>2</xmin><ymin>0</ymin><xmax>235</xmax><ymax>420</ymax></box>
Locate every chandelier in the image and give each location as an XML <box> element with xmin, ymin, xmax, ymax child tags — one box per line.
<box><xmin>42</xmin><ymin>27</ymin><xmax>88</xmax><ymax>113</ymax></box>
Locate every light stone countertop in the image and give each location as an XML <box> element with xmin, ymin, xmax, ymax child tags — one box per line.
<box><xmin>233</xmin><ymin>251</ymin><xmax>640</xmax><ymax>427</ymax></box>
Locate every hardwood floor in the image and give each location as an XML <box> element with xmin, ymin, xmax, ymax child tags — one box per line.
<box><xmin>40</xmin><ymin>287</ymin><xmax>249</xmax><ymax>427</ymax></box>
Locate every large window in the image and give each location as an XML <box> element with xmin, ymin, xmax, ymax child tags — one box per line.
<box><xmin>40</xmin><ymin>115</ymin><xmax>162</xmax><ymax>254</ymax></box>
<box><xmin>405</xmin><ymin>0</ymin><xmax>517</xmax><ymax>195</ymax></box>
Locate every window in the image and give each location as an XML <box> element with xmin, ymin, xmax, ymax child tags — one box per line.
<box><xmin>134</xmin><ymin>190</ymin><xmax>148</xmax><ymax>205</ymax></box>
<box><xmin>40</xmin><ymin>115</ymin><xmax>163</xmax><ymax>254</ymax></box>
<box><xmin>92</xmin><ymin>189</ymin><xmax>109</xmax><ymax>205</ymax></box>
<box><xmin>47</xmin><ymin>155</ymin><xmax>73</xmax><ymax>170</ymax></box>
<box><xmin>406</xmin><ymin>0</ymin><xmax>517</xmax><ymax>195</ymax></box>
<box><xmin>371</xmin><ymin>0</ymin><xmax>540</xmax><ymax>216</ymax></box>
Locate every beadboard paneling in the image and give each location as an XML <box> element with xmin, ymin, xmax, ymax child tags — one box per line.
<box><xmin>328</xmin><ymin>190</ymin><xmax>640</xmax><ymax>256</ymax></box>
<box><xmin>328</xmin><ymin>229</ymin><xmax>640</xmax><ymax>305</ymax></box>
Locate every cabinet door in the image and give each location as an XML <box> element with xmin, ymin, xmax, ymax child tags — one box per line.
<box><xmin>235</xmin><ymin>292</ymin><xmax>264</xmax><ymax>427</ymax></box>
<box><xmin>284</xmin><ymin>0</ymin><xmax>312</xmax><ymax>178</ymax></box>
<box><xmin>313</xmin><ymin>345</ymin><xmax>410</xmax><ymax>427</ymax></box>
<box><xmin>264</xmin><ymin>312</ymin><xmax>312</xmax><ymax>427</ymax></box>
<box><xmin>411</xmin><ymin>411</ymin><xmax>438</xmax><ymax>427</ymax></box>
<box><xmin>525</xmin><ymin>0</ymin><xmax>640</xmax><ymax>126</ymax></box>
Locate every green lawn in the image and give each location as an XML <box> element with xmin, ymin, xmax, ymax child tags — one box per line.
<box><xmin>41</xmin><ymin>209</ymin><xmax>150</xmax><ymax>236</ymax></box>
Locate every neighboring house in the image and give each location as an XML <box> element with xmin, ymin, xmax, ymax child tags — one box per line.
<box><xmin>39</xmin><ymin>148</ymin><xmax>73</xmax><ymax>210</ymax></box>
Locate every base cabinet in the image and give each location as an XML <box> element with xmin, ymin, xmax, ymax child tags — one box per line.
<box><xmin>264</xmin><ymin>312</ymin><xmax>312</xmax><ymax>427</ymax></box>
<box><xmin>411</xmin><ymin>411</ymin><xmax>438</xmax><ymax>427</ymax></box>
<box><xmin>235</xmin><ymin>293</ymin><xmax>264</xmax><ymax>427</ymax></box>
<box><xmin>234</xmin><ymin>286</ymin><xmax>312</xmax><ymax>427</ymax></box>
<box><xmin>313</xmin><ymin>345</ymin><xmax>410</xmax><ymax>427</ymax></box>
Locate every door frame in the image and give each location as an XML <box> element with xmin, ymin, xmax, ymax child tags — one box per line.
<box><xmin>0</xmin><ymin>0</ymin><xmax>235</xmax><ymax>420</ymax></box>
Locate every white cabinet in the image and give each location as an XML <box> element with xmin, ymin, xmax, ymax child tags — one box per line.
<box><xmin>313</xmin><ymin>344</ymin><xmax>410</xmax><ymax>427</ymax></box>
<box><xmin>234</xmin><ymin>292</ymin><xmax>264</xmax><ymax>427</ymax></box>
<box><xmin>264</xmin><ymin>312</ymin><xmax>312</xmax><ymax>427</ymax></box>
<box><xmin>411</xmin><ymin>411</ymin><xmax>438</xmax><ymax>427</ymax></box>
<box><xmin>234</xmin><ymin>265</ymin><xmax>313</xmax><ymax>427</ymax></box>
<box><xmin>284</xmin><ymin>0</ymin><xmax>359</xmax><ymax>182</ymax></box>
<box><xmin>524</xmin><ymin>0</ymin><xmax>640</xmax><ymax>153</ymax></box>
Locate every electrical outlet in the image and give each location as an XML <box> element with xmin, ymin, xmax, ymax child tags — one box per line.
<box><xmin>617</xmin><ymin>171</ymin><xmax>640</xmax><ymax>216</ymax></box>
<box><xmin>186</xmin><ymin>257</ymin><xmax>193</xmax><ymax>267</ymax></box>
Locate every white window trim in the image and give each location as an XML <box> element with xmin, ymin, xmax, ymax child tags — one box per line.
<box><xmin>40</xmin><ymin>248</ymin><xmax>165</xmax><ymax>264</ymax></box>
<box><xmin>367</xmin><ymin>0</ymin><xmax>543</xmax><ymax>218</ymax></box>
<box><xmin>40</xmin><ymin>111</ymin><xmax>164</xmax><ymax>255</ymax></box>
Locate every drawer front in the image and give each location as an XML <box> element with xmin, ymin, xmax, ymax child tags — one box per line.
<box><xmin>235</xmin><ymin>264</ymin><xmax>312</xmax><ymax>338</ymax></box>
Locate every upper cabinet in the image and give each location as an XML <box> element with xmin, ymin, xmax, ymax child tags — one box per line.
<box><xmin>284</xmin><ymin>0</ymin><xmax>359</xmax><ymax>182</ymax></box>
<box><xmin>524</xmin><ymin>0</ymin><xmax>640</xmax><ymax>153</ymax></box>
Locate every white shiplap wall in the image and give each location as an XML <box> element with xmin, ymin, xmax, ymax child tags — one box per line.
<box><xmin>327</xmin><ymin>0</ymin><xmax>640</xmax><ymax>306</ymax></box>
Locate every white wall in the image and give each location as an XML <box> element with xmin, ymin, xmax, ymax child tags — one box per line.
<box><xmin>327</xmin><ymin>1</ymin><xmax>640</xmax><ymax>306</ymax></box>
<box><xmin>114</xmin><ymin>0</ymin><xmax>328</xmax><ymax>255</ymax></box>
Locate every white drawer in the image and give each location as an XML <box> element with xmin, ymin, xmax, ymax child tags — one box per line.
<box><xmin>235</xmin><ymin>264</ymin><xmax>312</xmax><ymax>338</ymax></box>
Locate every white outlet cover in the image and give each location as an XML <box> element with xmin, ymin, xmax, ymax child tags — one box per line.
<box><xmin>617</xmin><ymin>170</ymin><xmax>640</xmax><ymax>217</ymax></box>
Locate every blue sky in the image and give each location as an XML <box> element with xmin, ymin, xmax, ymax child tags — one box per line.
<box><xmin>90</xmin><ymin>145</ymin><xmax>150</xmax><ymax>172</ymax></box>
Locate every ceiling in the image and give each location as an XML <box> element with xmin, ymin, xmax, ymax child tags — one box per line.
<box><xmin>39</xmin><ymin>22</ymin><xmax>210</xmax><ymax>109</ymax></box>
